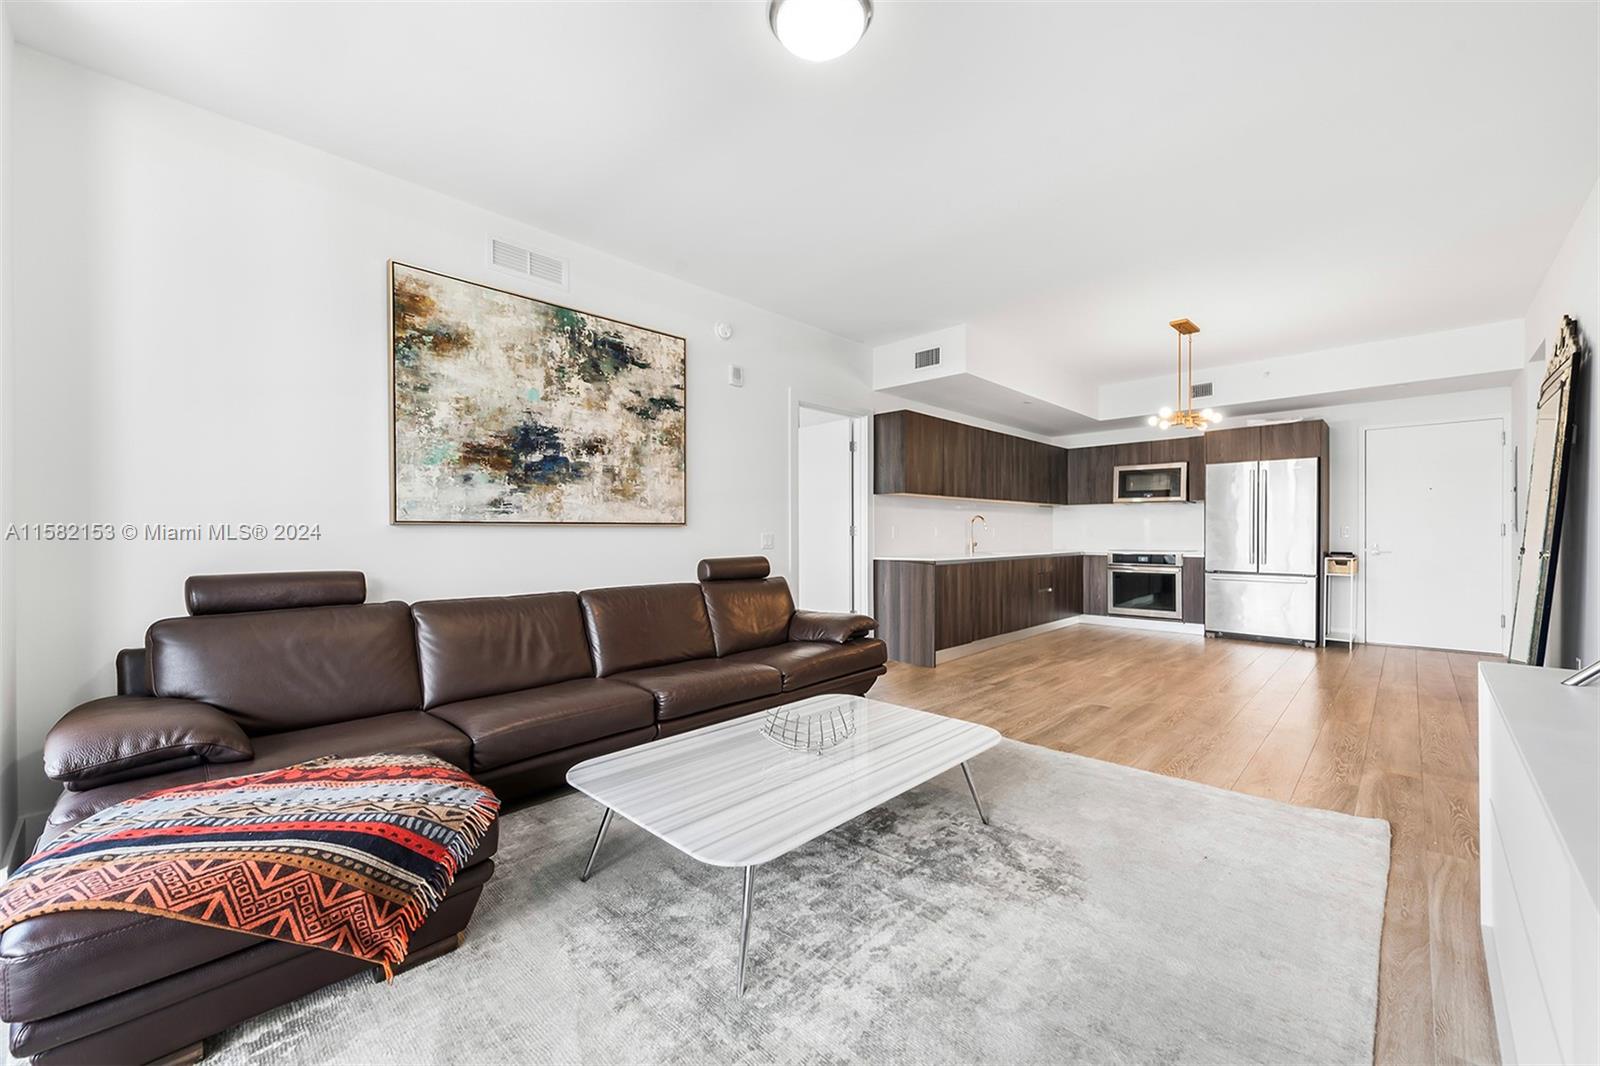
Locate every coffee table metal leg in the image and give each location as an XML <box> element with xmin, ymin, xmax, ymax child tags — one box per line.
<box><xmin>960</xmin><ymin>761</ymin><xmax>990</xmax><ymax>825</ymax></box>
<box><xmin>580</xmin><ymin>807</ymin><xmax>614</xmax><ymax>883</ymax></box>
<box><xmin>737</xmin><ymin>865</ymin><xmax>755</xmax><ymax>996</ymax></box>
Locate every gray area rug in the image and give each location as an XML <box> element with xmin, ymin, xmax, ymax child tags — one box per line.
<box><xmin>208</xmin><ymin>740</ymin><xmax>1389</xmax><ymax>1064</ymax></box>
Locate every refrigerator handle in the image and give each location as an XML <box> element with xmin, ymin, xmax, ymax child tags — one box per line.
<box><xmin>1249</xmin><ymin>469</ymin><xmax>1257</xmax><ymax>565</ymax></box>
<box><xmin>1259</xmin><ymin>469</ymin><xmax>1268</xmax><ymax>566</ymax></box>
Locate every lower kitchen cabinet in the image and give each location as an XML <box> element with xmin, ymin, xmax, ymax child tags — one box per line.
<box><xmin>1182</xmin><ymin>557</ymin><xmax>1205</xmax><ymax>623</ymax></box>
<box><xmin>1053</xmin><ymin>554</ymin><xmax>1084</xmax><ymax>617</ymax></box>
<box><xmin>1081</xmin><ymin>555</ymin><xmax>1108</xmax><ymax>616</ymax></box>
<box><xmin>875</xmin><ymin>554</ymin><xmax>1088</xmax><ymax>666</ymax></box>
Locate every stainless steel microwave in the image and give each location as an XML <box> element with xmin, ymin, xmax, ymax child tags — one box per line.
<box><xmin>1113</xmin><ymin>462</ymin><xmax>1188</xmax><ymax>503</ymax></box>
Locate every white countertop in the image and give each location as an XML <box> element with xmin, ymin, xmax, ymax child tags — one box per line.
<box><xmin>875</xmin><ymin>550</ymin><xmax>1203</xmax><ymax>563</ymax></box>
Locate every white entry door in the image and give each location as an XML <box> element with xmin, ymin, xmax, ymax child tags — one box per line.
<box><xmin>1365</xmin><ymin>418</ymin><xmax>1504</xmax><ymax>652</ymax></box>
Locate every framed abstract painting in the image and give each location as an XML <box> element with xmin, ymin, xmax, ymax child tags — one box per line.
<box><xmin>390</xmin><ymin>262</ymin><xmax>686</xmax><ymax>524</ymax></box>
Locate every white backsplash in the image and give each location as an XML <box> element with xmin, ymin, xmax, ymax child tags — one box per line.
<box><xmin>873</xmin><ymin>496</ymin><xmax>1206</xmax><ymax>560</ymax></box>
<box><xmin>873</xmin><ymin>496</ymin><xmax>1055</xmax><ymax>558</ymax></box>
<box><xmin>1051</xmin><ymin>503</ymin><xmax>1205</xmax><ymax>553</ymax></box>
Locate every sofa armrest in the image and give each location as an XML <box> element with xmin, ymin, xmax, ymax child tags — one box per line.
<box><xmin>44</xmin><ymin>696</ymin><xmax>253</xmax><ymax>791</ymax></box>
<box><xmin>788</xmin><ymin>610</ymin><xmax>877</xmax><ymax>644</ymax></box>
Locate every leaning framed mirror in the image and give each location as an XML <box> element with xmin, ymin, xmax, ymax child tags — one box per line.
<box><xmin>1508</xmin><ymin>315</ymin><xmax>1583</xmax><ymax>665</ymax></box>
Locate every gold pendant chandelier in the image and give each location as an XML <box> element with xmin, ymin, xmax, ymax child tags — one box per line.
<box><xmin>1149</xmin><ymin>318</ymin><xmax>1221</xmax><ymax>430</ymax></box>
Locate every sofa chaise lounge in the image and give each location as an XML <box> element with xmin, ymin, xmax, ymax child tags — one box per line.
<box><xmin>3</xmin><ymin>556</ymin><xmax>884</xmax><ymax>1064</ymax></box>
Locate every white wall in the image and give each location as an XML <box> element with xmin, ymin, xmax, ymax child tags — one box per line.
<box><xmin>0</xmin><ymin>5</ymin><xmax>16</xmax><ymax>854</ymax></box>
<box><xmin>7</xmin><ymin>50</ymin><xmax>897</xmax><ymax>817</ymax></box>
<box><xmin>1519</xmin><ymin>182</ymin><xmax>1597</xmax><ymax>671</ymax></box>
<box><xmin>1058</xmin><ymin>387</ymin><xmax>1518</xmax><ymax>643</ymax></box>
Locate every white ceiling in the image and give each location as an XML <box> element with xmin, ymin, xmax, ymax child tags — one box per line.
<box><xmin>12</xmin><ymin>1</ymin><xmax>1596</xmax><ymax>384</ymax></box>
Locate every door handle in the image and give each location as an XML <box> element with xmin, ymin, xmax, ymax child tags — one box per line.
<box><xmin>1367</xmin><ymin>546</ymin><xmax>1392</xmax><ymax>556</ymax></box>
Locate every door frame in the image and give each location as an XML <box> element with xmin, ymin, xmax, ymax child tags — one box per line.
<box><xmin>788</xmin><ymin>398</ymin><xmax>873</xmax><ymax>614</ymax></box>
<box><xmin>1359</xmin><ymin>415</ymin><xmax>1510</xmax><ymax>651</ymax></box>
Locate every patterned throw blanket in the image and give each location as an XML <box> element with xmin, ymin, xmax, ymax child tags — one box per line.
<box><xmin>0</xmin><ymin>753</ymin><xmax>499</xmax><ymax>972</ymax></box>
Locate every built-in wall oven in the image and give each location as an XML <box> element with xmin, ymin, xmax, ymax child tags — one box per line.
<box><xmin>1113</xmin><ymin>462</ymin><xmax>1187</xmax><ymax>503</ymax></box>
<box><xmin>1107</xmin><ymin>551</ymin><xmax>1184</xmax><ymax>620</ymax></box>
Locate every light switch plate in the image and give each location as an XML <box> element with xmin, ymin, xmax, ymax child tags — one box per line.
<box><xmin>760</xmin><ymin>532</ymin><xmax>775</xmax><ymax>550</ymax></box>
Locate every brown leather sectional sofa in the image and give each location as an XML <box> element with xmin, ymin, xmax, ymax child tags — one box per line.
<box><xmin>3</xmin><ymin>557</ymin><xmax>884</xmax><ymax>1065</ymax></box>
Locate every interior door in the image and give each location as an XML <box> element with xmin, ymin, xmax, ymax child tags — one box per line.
<box><xmin>1258</xmin><ymin>458</ymin><xmax>1319</xmax><ymax>576</ymax></box>
<box><xmin>1365</xmin><ymin>419</ymin><xmax>1504</xmax><ymax>652</ymax></box>
<box><xmin>1204</xmin><ymin>461</ymin><xmax>1257</xmax><ymax>573</ymax></box>
<box><xmin>796</xmin><ymin>413</ymin><xmax>855</xmax><ymax>612</ymax></box>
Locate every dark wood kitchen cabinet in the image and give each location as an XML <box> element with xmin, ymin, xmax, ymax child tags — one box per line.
<box><xmin>878</xmin><ymin>410</ymin><xmax>1219</xmax><ymax>508</ymax></box>
<box><xmin>874</xmin><ymin>553</ymin><xmax>1090</xmax><ymax>666</ymax></box>
<box><xmin>874</xmin><ymin>411</ymin><xmax>1069</xmax><ymax>506</ymax></box>
<box><xmin>1203</xmin><ymin>425</ymin><xmax>1260</xmax><ymax>465</ymax></box>
<box><xmin>1182</xmin><ymin>557</ymin><xmax>1205</xmax><ymax>624</ymax></box>
<box><xmin>1066</xmin><ymin>446</ymin><xmax>1116</xmax><ymax>504</ymax></box>
<box><xmin>1081</xmin><ymin>554</ymin><xmax>1108</xmax><ymax>616</ymax></box>
<box><xmin>874</xmin><ymin>410</ymin><xmax>950</xmax><ymax>496</ymax></box>
<box><xmin>1259</xmin><ymin>420</ymin><xmax>1329</xmax><ymax>461</ymax></box>
<box><xmin>1052</xmin><ymin>554</ymin><xmax>1084</xmax><ymax>617</ymax></box>
<box><xmin>1203</xmin><ymin>420</ymin><xmax>1327</xmax><ymax>464</ymax></box>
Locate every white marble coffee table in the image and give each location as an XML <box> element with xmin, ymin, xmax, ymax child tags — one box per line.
<box><xmin>566</xmin><ymin>695</ymin><xmax>1000</xmax><ymax>994</ymax></box>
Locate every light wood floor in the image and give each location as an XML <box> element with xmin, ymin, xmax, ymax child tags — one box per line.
<box><xmin>871</xmin><ymin>624</ymin><xmax>1500</xmax><ymax>1066</ymax></box>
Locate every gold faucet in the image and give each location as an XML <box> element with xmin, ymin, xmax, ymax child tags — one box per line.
<box><xmin>968</xmin><ymin>514</ymin><xmax>988</xmax><ymax>556</ymax></box>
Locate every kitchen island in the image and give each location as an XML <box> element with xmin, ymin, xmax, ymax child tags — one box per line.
<box><xmin>874</xmin><ymin>553</ymin><xmax>1086</xmax><ymax>667</ymax></box>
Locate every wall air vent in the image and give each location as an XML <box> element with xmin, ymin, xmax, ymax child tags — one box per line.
<box><xmin>913</xmin><ymin>347</ymin><xmax>941</xmax><ymax>369</ymax></box>
<box><xmin>1191</xmin><ymin>382</ymin><xmax>1214</xmax><ymax>398</ymax></box>
<box><xmin>488</xmin><ymin>237</ymin><xmax>570</xmax><ymax>290</ymax></box>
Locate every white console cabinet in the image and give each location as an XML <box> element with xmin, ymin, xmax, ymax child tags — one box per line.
<box><xmin>1478</xmin><ymin>662</ymin><xmax>1598</xmax><ymax>1064</ymax></box>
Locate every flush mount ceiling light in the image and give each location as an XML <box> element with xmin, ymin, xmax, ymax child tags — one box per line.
<box><xmin>769</xmin><ymin>0</ymin><xmax>873</xmax><ymax>62</ymax></box>
<box><xmin>1148</xmin><ymin>318</ymin><xmax>1222</xmax><ymax>430</ymax></box>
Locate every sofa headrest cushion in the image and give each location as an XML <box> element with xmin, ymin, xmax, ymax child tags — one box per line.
<box><xmin>148</xmin><ymin>601</ymin><xmax>422</xmax><ymax>732</ymax></box>
<box><xmin>578</xmin><ymin>584</ymin><xmax>717</xmax><ymax>676</ymax></box>
<box><xmin>697</xmin><ymin>557</ymin><xmax>770</xmax><ymax>582</ymax></box>
<box><xmin>185</xmin><ymin>571</ymin><xmax>367</xmax><ymax>616</ymax></box>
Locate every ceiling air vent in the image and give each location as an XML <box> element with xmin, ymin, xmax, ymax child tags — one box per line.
<box><xmin>1191</xmin><ymin>381</ymin><xmax>1214</xmax><ymax>398</ymax></box>
<box><xmin>913</xmin><ymin>347</ymin><xmax>941</xmax><ymax>369</ymax></box>
<box><xmin>488</xmin><ymin>237</ymin><xmax>570</xmax><ymax>290</ymax></box>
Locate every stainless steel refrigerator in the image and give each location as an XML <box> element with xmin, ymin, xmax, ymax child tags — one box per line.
<box><xmin>1204</xmin><ymin>458</ymin><xmax>1319</xmax><ymax>644</ymax></box>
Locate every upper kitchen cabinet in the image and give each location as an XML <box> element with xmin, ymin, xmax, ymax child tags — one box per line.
<box><xmin>1066</xmin><ymin>445</ymin><xmax>1115</xmax><ymax>504</ymax></box>
<box><xmin>1203</xmin><ymin>420</ymin><xmax>1328</xmax><ymax>464</ymax></box>
<box><xmin>873</xmin><ymin>410</ymin><xmax>1069</xmax><ymax>505</ymax></box>
<box><xmin>1259</xmin><ymin>420</ymin><xmax>1329</xmax><ymax>461</ymax></box>
<box><xmin>874</xmin><ymin>410</ymin><xmax>949</xmax><ymax>495</ymax></box>
<box><xmin>1203</xmin><ymin>425</ymin><xmax>1260</xmax><ymax>464</ymax></box>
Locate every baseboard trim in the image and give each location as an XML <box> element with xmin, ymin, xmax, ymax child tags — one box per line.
<box><xmin>932</xmin><ymin>613</ymin><xmax>1201</xmax><ymax>663</ymax></box>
